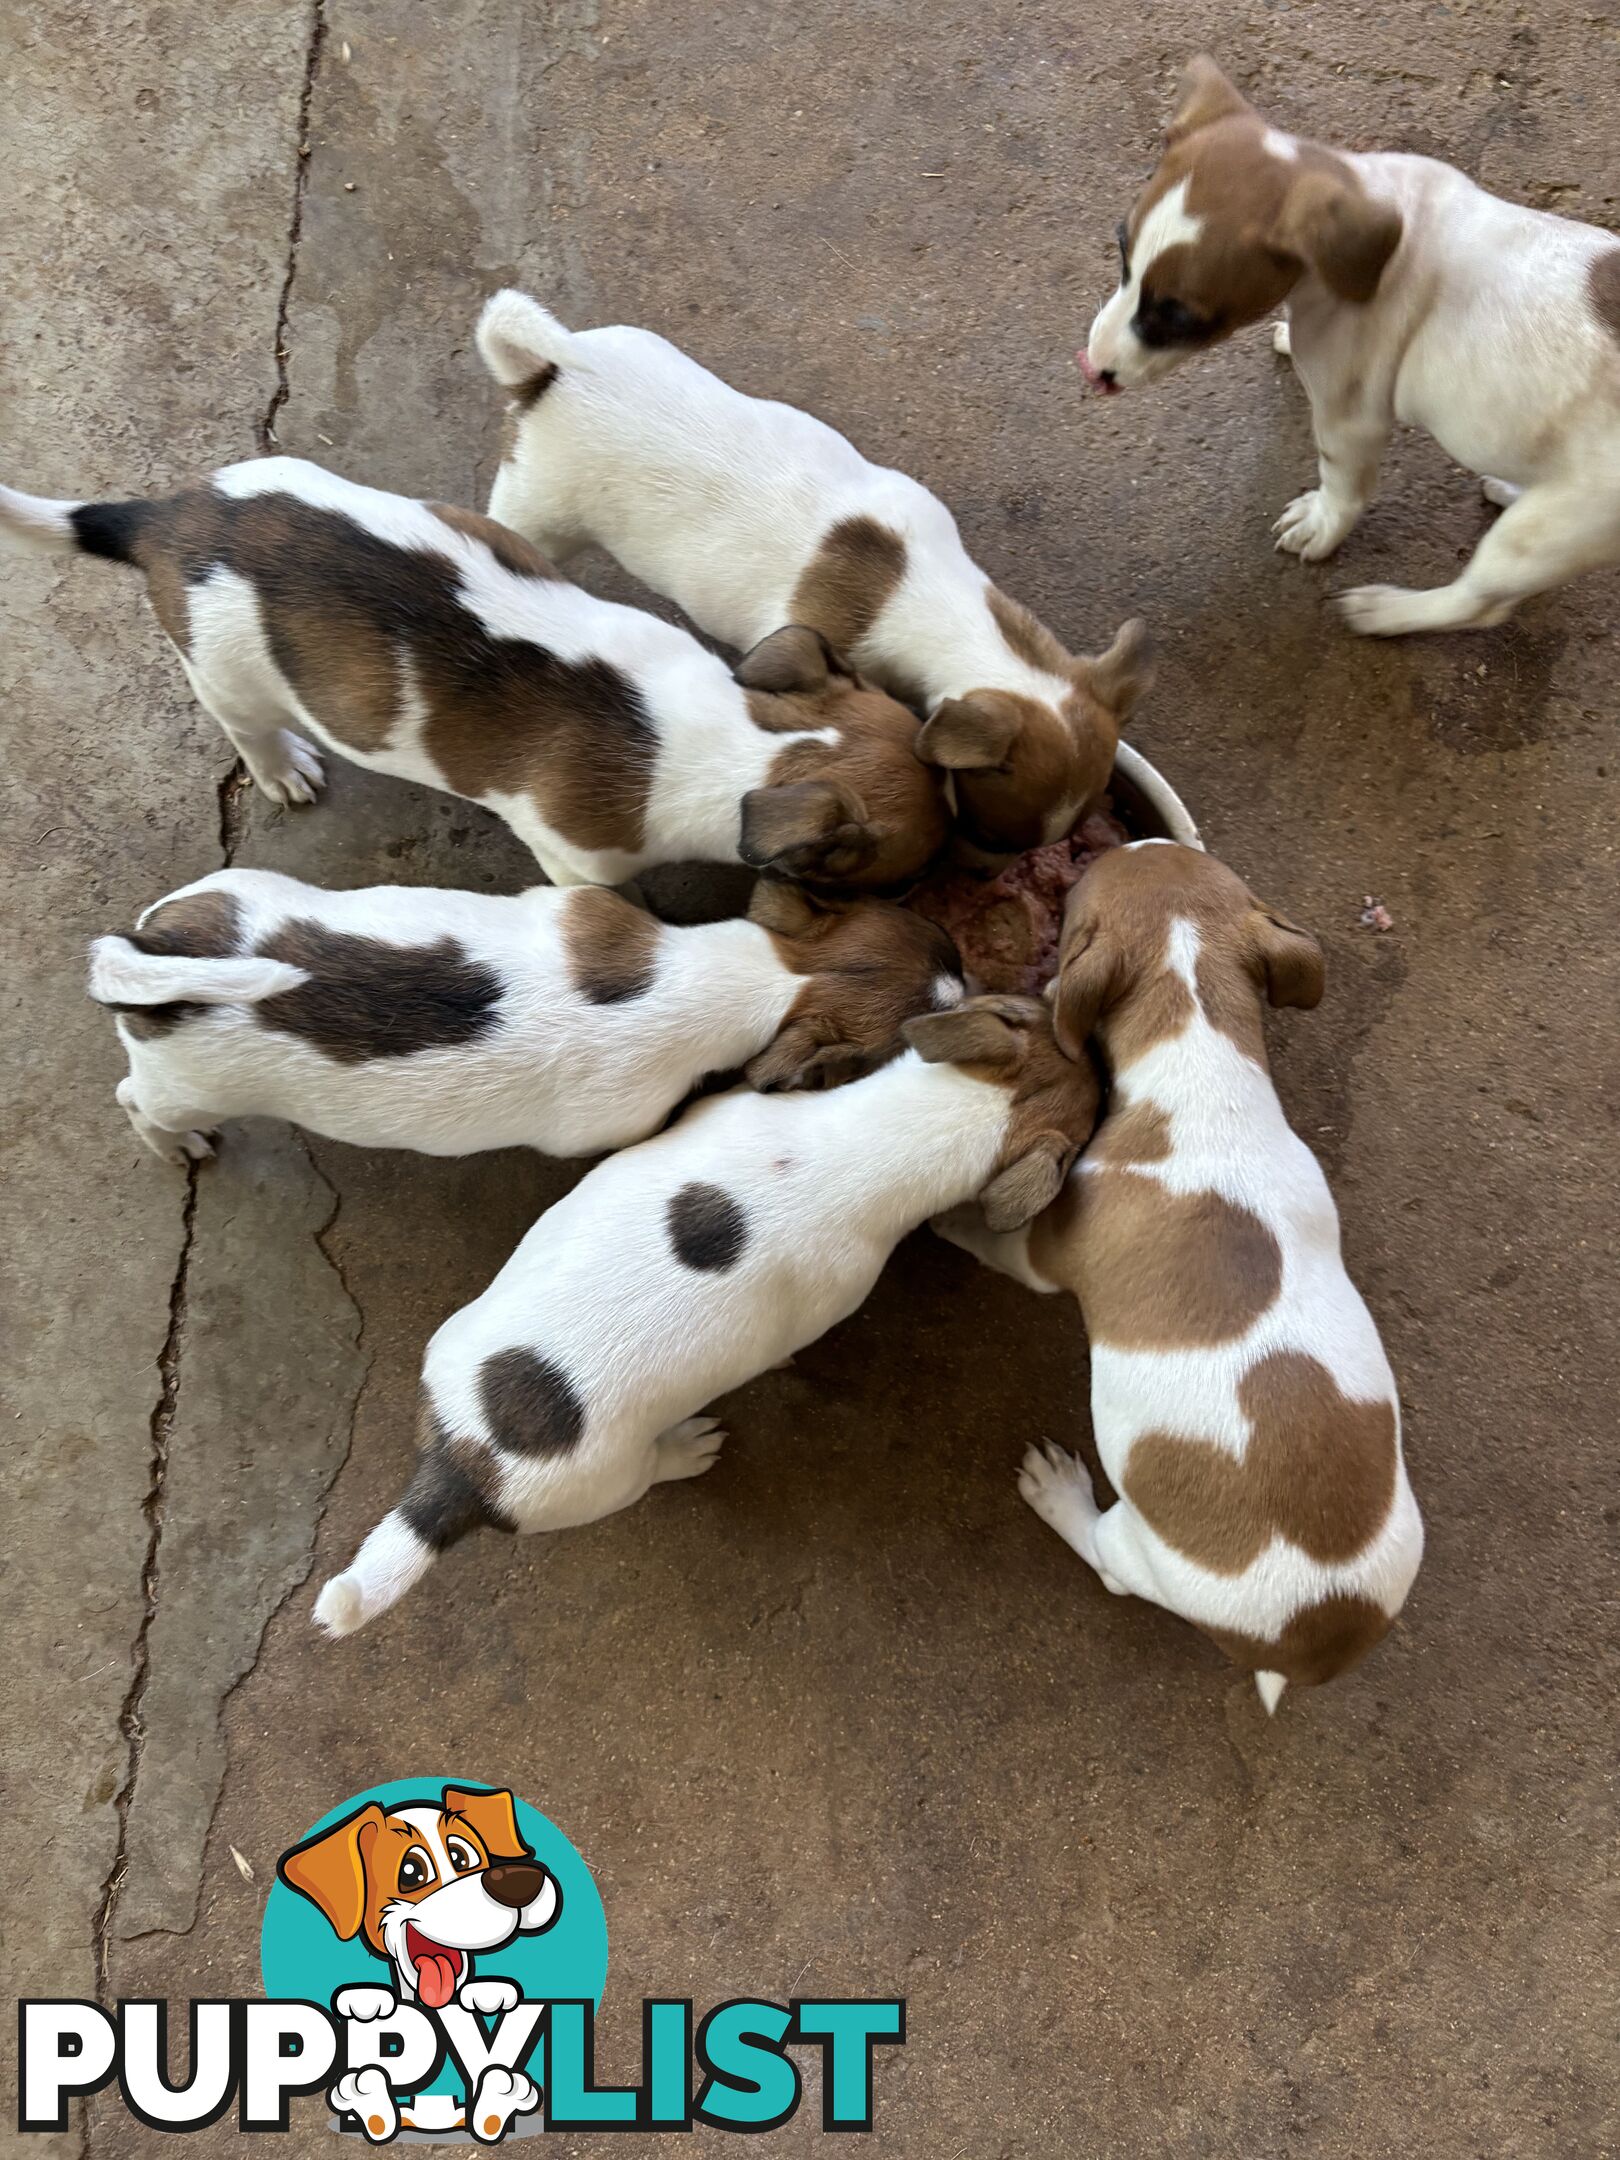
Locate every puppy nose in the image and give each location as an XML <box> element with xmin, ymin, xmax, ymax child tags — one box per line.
<box><xmin>482</xmin><ymin>1862</ymin><xmax>546</xmax><ymax>1909</ymax></box>
<box><xmin>1097</xmin><ymin>368</ymin><xmax>1117</xmax><ymax>388</ymax></box>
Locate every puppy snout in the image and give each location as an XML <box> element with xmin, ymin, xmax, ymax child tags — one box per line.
<box><xmin>482</xmin><ymin>1861</ymin><xmax>546</xmax><ymax>1910</ymax></box>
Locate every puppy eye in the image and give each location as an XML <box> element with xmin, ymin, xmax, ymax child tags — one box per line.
<box><xmin>397</xmin><ymin>1846</ymin><xmax>435</xmax><ymax>1892</ymax></box>
<box><xmin>446</xmin><ymin>1838</ymin><xmax>480</xmax><ymax>1873</ymax></box>
<box><xmin>1132</xmin><ymin>292</ymin><xmax>1218</xmax><ymax>348</ymax></box>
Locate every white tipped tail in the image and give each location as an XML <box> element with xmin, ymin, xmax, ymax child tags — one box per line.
<box><xmin>88</xmin><ymin>936</ymin><xmax>306</xmax><ymax>1011</ymax></box>
<box><xmin>476</xmin><ymin>289</ymin><xmax>575</xmax><ymax>389</ymax></box>
<box><xmin>1255</xmin><ymin>1670</ymin><xmax>1288</xmax><ymax>1715</ymax></box>
<box><xmin>313</xmin><ymin>1510</ymin><xmax>436</xmax><ymax>1637</ymax></box>
<box><xmin>0</xmin><ymin>482</ymin><xmax>83</xmax><ymax>554</ymax></box>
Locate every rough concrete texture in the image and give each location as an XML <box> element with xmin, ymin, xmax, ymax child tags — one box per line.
<box><xmin>3</xmin><ymin>1</ymin><xmax>1616</xmax><ymax>2155</ymax></box>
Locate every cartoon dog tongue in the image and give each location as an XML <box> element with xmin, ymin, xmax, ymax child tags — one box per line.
<box><xmin>407</xmin><ymin>1927</ymin><xmax>462</xmax><ymax>2008</ymax></box>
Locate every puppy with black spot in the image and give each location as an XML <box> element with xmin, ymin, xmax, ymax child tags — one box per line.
<box><xmin>314</xmin><ymin>994</ymin><xmax>1100</xmax><ymax>1634</ymax></box>
<box><xmin>476</xmin><ymin>292</ymin><xmax>1185</xmax><ymax>852</ymax></box>
<box><xmin>0</xmin><ymin>458</ymin><xmax>948</xmax><ymax>887</ymax></box>
<box><xmin>89</xmin><ymin>869</ymin><xmax>964</xmax><ymax>1164</ymax></box>
<box><xmin>1084</xmin><ymin>55</ymin><xmax>1620</xmax><ymax>635</ymax></box>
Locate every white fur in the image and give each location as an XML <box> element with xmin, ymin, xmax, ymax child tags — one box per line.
<box><xmin>0</xmin><ymin>482</ymin><xmax>82</xmax><ymax>552</ymax></box>
<box><xmin>1086</xmin><ymin>178</ymin><xmax>1206</xmax><ymax>390</ymax></box>
<box><xmin>90</xmin><ymin>866</ymin><xmax>931</xmax><ymax>1163</ymax></box>
<box><xmin>316</xmin><ymin>1046</ymin><xmax>1040</xmax><ymax>1633</ymax></box>
<box><xmin>478</xmin><ymin>292</ymin><xmax>1201</xmax><ymax>846</ymax></box>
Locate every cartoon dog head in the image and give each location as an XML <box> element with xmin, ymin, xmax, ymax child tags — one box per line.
<box><xmin>278</xmin><ymin>1785</ymin><xmax>561</xmax><ymax>2008</ymax></box>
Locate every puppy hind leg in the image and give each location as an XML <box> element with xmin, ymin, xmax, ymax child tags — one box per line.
<box><xmin>183</xmin><ymin>662</ymin><xmax>326</xmax><ymax>806</ymax></box>
<box><xmin>1018</xmin><ymin>1445</ymin><xmax>1170</xmax><ymax>1606</ymax></box>
<box><xmin>116</xmin><ymin>1076</ymin><xmax>216</xmax><ymax>1165</ymax></box>
<box><xmin>653</xmin><ymin>1414</ymin><xmax>727</xmax><ymax>1481</ymax></box>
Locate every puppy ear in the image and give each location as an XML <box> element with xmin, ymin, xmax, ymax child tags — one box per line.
<box><xmin>903</xmin><ymin>1001</ymin><xmax>1023</xmax><ymax>1068</ymax></box>
<box><xmin>1251</xmin><ymin>909</ymin><xmax>1325</xmax><ymax>1010</ymax></box>
<box><xmin>735</xmin><ymin>625</ymin><xmax>841</xmax><ymax>694</ymax></box>
<box><xmin>978</xmin><ymin>1132</ymin><xmax>1073</xmax><ymax>1232</ymax></box>
<box><xmin>443</xmin><ymin>1785</ymin><xmax>531</xmax><ymax>1862</ymax></box>
<box><xmin>915</xmin><ymin>696</ymin><xmax>1021</xmax><ymax>772</ymax></box>
<box><xmin>746</xmin><ymin>878</ymin><xmax>828</xmax><ymax>937</ymax></box>
<box><xmin>746</xmin><ymin>1021</ymin><xmax>878</xmax><ymax>1092</ymax></box>
<box><xmin>1076</xmin><ymin>618</ymin><xmax>1155</xmax><ymax>720</ymax></box>
<box><xmin>1273</xmin><ymin>170</ymin><xmax>1403</xmax><ymax>303</ymax></box>
<box><xmin>1052</xmin><ymin>927</ymin><xmax>1118</xmax><ymax>1059</ymax></box>
<box><xmin>1167</xmin><ymin>53</ymin><xmax>1252</xmax><ymax>141</ymax></box>
<box><xmin>739</xmin><ymin>780</ymin><xmax>874</xmax><ymax>881</ymax></box>
<box><xmin>277</xmin><ymin>1803</ymin><xmax>387</xmax><ymax>1939</ymax></box>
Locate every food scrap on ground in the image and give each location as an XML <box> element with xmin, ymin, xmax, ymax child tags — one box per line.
<box><xmin>909</xmin><ymin>807</ymin><xmax>1131</xmax><ymax>994</ymax></box>
<box><xmin>1360</xmin><ymin>895</ymin><xmax>1396</xmax><ymax>932</ymax></box>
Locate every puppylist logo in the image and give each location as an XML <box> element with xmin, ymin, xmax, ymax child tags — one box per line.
<box><xmin>18</xmin><ymin>1776</ymin><xmax>905</xmax><ymax>2143</ymax></box>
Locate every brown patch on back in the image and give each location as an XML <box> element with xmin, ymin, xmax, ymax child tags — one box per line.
<box><xmin>1124</xmin><ymin>1350</ymin><xmax>1398</xmax><ymax>1574</ymax></box>
<box><xmin>789</xmin><ymin>516</ymin><xmax>907</xmax><ymax>657</ymax></box>
<box><xmin>1036</xmin><ymin>1165</ymin><xmax>1281</xmax><ymax>1347</ymax></box>
<box><xmin>429</xmin><ymin>503</ymin><xmax>560</xmax><ymax>579</ymax></box>
<box><xmin>1587</xmin><ymin>248</ymin><xmax>1620</xmax><ymax>343</ymax></box>
<box><xmin>254</xmin><ymin>918</ymin><xmax>503</xmax><ymax>1063</ymax></box>
<box><xmin>1203</xmin><ymin>1592</ymin><xmax>1393</xmax><ymax>1688</ymax></box>
<box><xmin>562</xmin><ymin>887</ymin><xmax>663</xmax><ymax>1005</ymax></box>
<box><xmin>117</xmin><ymin>886</ymin><xmax>245</xmax><ymax>1038</ymax></box>
<box><xmin>400</xmin><ymin>1400</ymin><xmax>516</xmax><ymax>1553</ymax></box>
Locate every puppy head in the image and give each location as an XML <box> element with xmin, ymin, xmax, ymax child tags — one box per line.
<box><xmin>902</xmin><ymin>994</ymin><xmax>1102</xmax><ymax>1229</ymax></box>
<box><xmin>1082</xmin><ymin>55</ymin><xmax>1402</xmax><ymax>393</ymax></box>
<box><xmin>738</xmin><ymin>627</ymin><xmax>950</xmax><ymax>888</ymax></box>
<box><xmin>743</xmin><ymin>880</ymin><xmax>964</xmax><ymax>1090</ymax></box>
<box><xmin>917</xmin><ymin>617</ymin><xmax>1154</xmax><ymax>853</ymax></box>
<box><xmin>1052</xmin><ymin>840</ymin><xmax>1324</xmax><ymax>1066</ymax></box>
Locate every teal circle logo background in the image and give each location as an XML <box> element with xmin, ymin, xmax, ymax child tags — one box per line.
<box><xmin>260</xmin><ymin>1776</ymin><xmax>608</xmax><ymax>2013</ymax></box>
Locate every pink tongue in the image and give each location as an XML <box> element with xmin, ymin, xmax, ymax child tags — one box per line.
<box><xmin>417</xmin><ymin>1951</ymin><xmax>459</xmax><ymax>2009</ymax></box>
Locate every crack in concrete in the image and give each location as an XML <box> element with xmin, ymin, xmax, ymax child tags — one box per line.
<box><xmin>261</xmin><ymin>0</ymin><xmax>329</xmax><ymax>455</ymax></box>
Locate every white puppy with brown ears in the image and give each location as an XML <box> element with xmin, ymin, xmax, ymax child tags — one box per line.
<box><xmin>936</xmin><ymin>842</ymin><xmax>1423</xmax><ymax>1710</ymax></box>
<box><xmin>476</xmin><ymin>290</ymin><xmax>1185</xmax><ymax>851</ymax></box>
<box><xmin>1084</xmin><ymin>55</ymin><xmax>1620</xmax><ymax>634</ymax></box>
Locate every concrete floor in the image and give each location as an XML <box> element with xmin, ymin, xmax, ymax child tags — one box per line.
<box><xmin>4</xmin><ymin>2</ymin><xmax>1617</xmax><ymax>2153</ymax></box>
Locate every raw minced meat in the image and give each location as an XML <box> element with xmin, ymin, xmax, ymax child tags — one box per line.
<box><xmin>908</xmin><ymin>808</ymin><xmax>1131</xmax><ymax>996</ymax></box>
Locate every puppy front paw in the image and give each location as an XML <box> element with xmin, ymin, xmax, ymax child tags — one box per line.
<box><xmin>457</xmin><ymin>1976</ymin><xmax>520</xmax><ymax>2016</ymax></box>
<box><xmin>1273</xmin><ymin>489</ymin><xmax>1354</xmax><ymax>562</ymax></box>
<box><xmin>250</xmin><ymin>730</ymin><xmax>327</xmax><ymax>806</ymax></box>
<box><xmin>1018</xmin><ymin>1441</ymin><xmax>1098</xmax><ymax>1536</ymax></box>
<box><xmin>330</xmin><ymin>2066</ymin><xmax>398</xmax><ymax>2142</ymax></box>
<box><xmin>1334</xmin><ymin>583</ymin><xmax>1426</xmax><ymax>636</ymax></box>
<box><xmin>470</xmin><ymin>2066</ymin><xmax>540</xmax><ymax>2144</ymax></box>
<box><xmin>655</xmin><ymin>1415</ymin><xmax>726</xmax><ymax>1480</ymax></box>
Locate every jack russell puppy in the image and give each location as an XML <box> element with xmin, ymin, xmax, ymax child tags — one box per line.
<box><xmin>88</xmin><ymin>870</ymin><xmax>961</xmax><ymax>1163</ymax></box>
<box><xmin>315</xmin><ymin>994</ymin><xmax>1100</xmax><ymax>1636</ymax></box>
<box><xmin>1083</xmin><ymin>54</ymin><xmax>1620</xmax><ymax>635</ymax></box>
<box><xmin>0</xmin><ymin>458</ymin><xmax>948</xmax><ymax>888</ymax></box>
<box><xmin>280</xmin><ymin>1781</ymin><xmax>557</xmax><ymax>2142</ymax></box>
<box><xmin>936</xmin><ymin>843</ymin><xmax>1423</xmax><ymax>1709</ymax></box>
<box><xmin>475</xmin><ymin>291</ymin><xmax>1185</xmax><ymax>851</ymax></box>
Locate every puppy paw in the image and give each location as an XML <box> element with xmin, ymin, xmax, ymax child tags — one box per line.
<box><xmin>1271</xmin><ymin>318</ymin><xmax>1292</xmax><ymax>356</ymax></box>
<box><xmin>470</xmin><ymin>2067</ymin><xmax>540</xmax><ymax>2144</ymax></box>
<box><xmin>1333</xmin><ymin>583</ymin><xmax>1431</xmax><ymax>636</ymax></box>
<box><xmin>457</xmin><ymin>1976</ymin><xmax>520</xmax><ymax>2016</ymax></box>
<box><xmin>1273</xmin><ymin>488</ymin><xmax>1353</xmax><ymax>561</ymax></box>
<box><xmin>655</xmin><ymin>1415</ymin><xmax>727</xmax><ymax>1480</ymax></box>
<box><xmin>1481</xmin><ymin>475</ymin><xmax>1520</xmax><ymax>509</ymax></box>
<box><xmin>334</xmin><ymin>1985</ymin><xmax>397</xmax><ymax>2022</ymax></box>
<box><xmin>1018</xmin><ymin>1441</ymin><xmax>1098</xmax><ymax>1535</ymax></box>
<box><xmin>330</xmin><ymin>2065</ymin><xmax>398</xmax><ymax>2143</ymax></box>
<box><xmin>251</xmin><ymin>731</ymin><xmax>326</xmax><ymax>806</ymax></box>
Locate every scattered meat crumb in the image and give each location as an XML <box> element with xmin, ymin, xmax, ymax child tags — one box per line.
<box><xmin>1359</xmin><ymin>895</ymin><xmax>1395</xmax><ymax>933</ymax></box>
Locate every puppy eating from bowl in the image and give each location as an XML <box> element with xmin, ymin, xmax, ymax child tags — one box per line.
<box><xmin>1082</xmin><ymin>54</ymin><xmax>1620</xmax><ymax>635</ymax></box>
<box><xmin>935</xmin><ymin>842</ymin><xmax>1423</xmax><ymax>1708</ymax></box>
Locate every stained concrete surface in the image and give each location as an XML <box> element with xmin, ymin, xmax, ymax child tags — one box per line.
<box><xmin>3</xmin><ymin>1</ymin><xmax>1617</xmax><ymax>2154</ymax></box>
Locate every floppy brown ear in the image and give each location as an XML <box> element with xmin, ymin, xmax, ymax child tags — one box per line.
<box><xmin>1052</xmin><ymin>928</ymin><xmax>1117</xmax><ymax>1058</ymax></box>
<box><xmin>746</xmin><ymin>878</ymin><xmax>829</xmax><ymax>936</ymax></box>
<box><xmin>739</xmin><ymin>779</ymin><xmax>874</xmax><ymax>880</ymax></box>
<box><xmin>903</xmin><ymin>1002</ymin><xmax>1022</xmax><ymax>1068</ymax></box>
<box><xmin>747</xmin><ymin>1022</ymin><xmax>879</xmax><ymax>1092</ymax></box>
<box><xmin>1251</xmin><ymin>909</ymin><xmax>1325</xmax><ymax>1010</ymax></box>
<box><xmin>1168</xmin><ymin>54</ymin><xmax>1251</xmax><ymax>141</ymax></box>
<box><xmin>734</xmin><ymin>625</ymin><xmax>839</xmax><ymax>694</ymax></box>
<box><xmin>1273</xmin><ymin>170</ymin><xmax>1403</xmax><ymax>303</ymax></box>
<box><xmin>1078</xmin><ymin>618</ymin><xmax>1155</xmax><ymax>719</ymax></box>
<box><xmin>915</xmin><ymin>696</ymin><xmax>1021</xmax><ymax>772</ymax></box>
<box><xmin>978</xmin><ymin>1132</ymin><xmax>1074</xmax><ymax>1232</ymax></box>
<box><xmin>443</xmin><ymin>1784</ymin><xmax>530</xmax><ymax>1862</ymax></box>
<box><xmin>277</xmin><ymin>1803</ymin><xmax>386</xmax><ymax>1939</ymax></box>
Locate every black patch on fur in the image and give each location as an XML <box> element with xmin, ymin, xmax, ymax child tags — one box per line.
<box><xmin>479</xmin><ymin>1347</ymin><xmax>586</xmax><ymax>1457</ymax></box>
<box><xmin>667</xmin><ymin>1182</ymin><xmax>749</xmax><ymax>1271</ymax></box>
<box><xmin>401</xmin><ymin>1408</ymin><xmax>515</xmax><ymax>1549</ymax></box>
<box><xmin>70</xmin><ymin>498</ymin><xmax>153</xmax><ymax>563</ymax></box>
<box><xmin>253</xmin><ymin>919</ymin><xmax>502</xmax><ymax>1063</ymax></box>
<box><xmin>513</xmin><ymin>363</ymin><xmax>559</xmax><ymax>410</ymax></box>
<box><xmin>114</xmin><ymin>887</ymin><xmax>244</xmax><ymax>1038</ymax></box>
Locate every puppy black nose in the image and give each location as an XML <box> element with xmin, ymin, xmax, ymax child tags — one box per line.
<box><xmin>482</xmin><ymin>1861</ymin><xmax>546</xmax><ymax>1910</ymax></box>
<box><xmin>1098</xmin><ymin>368</ymin><xmax>1117</xmax><ymax>387</ymax></box>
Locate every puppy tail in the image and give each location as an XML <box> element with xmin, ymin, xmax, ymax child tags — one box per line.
<box><xmin>313</xmin><ymin>1510</ymin><xmax>438</xmax><ymax>1637</ymax></box>
<box><xmin>1255</xmin><ymin>1670</ymin><xmax>1288</xmax><ymax>1715</ymax></box>
<box><xmin>476</xmin><ymin>288</ymin><xmax>576</xmax><ymax>392</ymax></box>
<box><xmin>0</xmin><ymin>481</ymin><xmax>86</xmax><ymax>555</ymax></box>
<box><xmin>88</xmin><ymin>935</ymin><xmax>306</xmax><ymax>1012</ymax></box>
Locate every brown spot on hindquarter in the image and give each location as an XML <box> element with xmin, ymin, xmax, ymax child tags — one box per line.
<box><xmin>511</xmin><ymin>362</ymin><xmax>558</xmax><ymax>410</ymax></box>
<box><xmin>1204</xmin><ymin>1592</ymin><xmax>1393</xmax><ymax>1689</ymax></box>
<box><xmin>479</xmin><ymin>1347</ymin><xmax>586</xmax><ymax>1457</ymax></box>
<box><xmin>429</xmin><ymin>502</ymin><xmax>560</xmax><ymax>579</ymax></box>
<box><xmin>1032</xmin><ymin>1166</ymin><xmax>1282</xmax><ymax>1348</ymax></box>
<box><xmin>1124</xmin><ymin>1350</ymin><xmax>1398</xmax><ymax>1574</ymax></box>
<box><xmin>789</xmin><ymin>516</ymin><xmax>907</xmax><ymax>656</ymax></box>
<box><xmin>1587</xmin><ymin>248</ymin><xmax>1620</xmax><ymax>342</ymax></box>
<box><xmin>116</xmin><ymin>886</ymin><xmax>244</xmax><ymax>1038</ymax></box>
<box><xmin>254</xmin><ymin>919</ymin><xmax>503</xmax><ymax>1062</ymax></box>
<box><xmin>562</xmin><ymin>887</ymin><xmax>663</xmax><ymax>1004</ymax></box>
<box><xmin>399</xmin><ymin>1400</ymin><xmax>516</xmax><ymax>1551</ymax></box>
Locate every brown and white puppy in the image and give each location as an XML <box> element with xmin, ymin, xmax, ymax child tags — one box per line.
<box><xmin>936</xmin><ymin>842</ymin><xmax>1423</xmax><ymax>1708</ymax></box>
<box><xmin>88</xmin><ymin>868</ymin><xmax>963</xmax><ymax>1164</ymax></box>
<box><xmin>1084</xmin><ymin>55</ymin><xmax>1620</xmax><ymax>634</ymax></box>
<box><xmin>475</xmin><ymin>292</ymin><xmax>1187</xmax><ymax>848</ymax></box>
<box><xmin>0</xmin><ymin>458</ymin><xmax>948</xmax><ymax>886</ymax></box>
<box><xmin>315</xmin><ymin>995</ymin><xmax>1099</xmax><ymax>1636</ymax></box>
